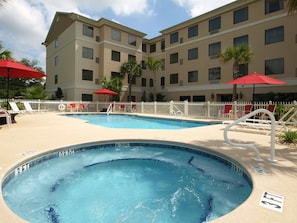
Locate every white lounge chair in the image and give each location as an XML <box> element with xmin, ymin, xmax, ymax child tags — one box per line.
<box><xmin>0</xmin><ymin>110</ymin><xmax>12</xmax><ymax>126</ymax></box>
<box><xmin>9</xmin><ymin>101</ymin><xmax>21</xmax><ymax>113</ymax></box>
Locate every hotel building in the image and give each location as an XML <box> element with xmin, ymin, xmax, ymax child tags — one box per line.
<box><xmin>44</xmin><ymin>0</ymin><xmax>297</xmax><ymax>102</ymax></box>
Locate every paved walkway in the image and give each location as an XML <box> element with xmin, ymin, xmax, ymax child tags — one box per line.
<box><xmin>0</xmin><ymin>113</ymin><xmax>296</xmax><ymax>222</ymax></box>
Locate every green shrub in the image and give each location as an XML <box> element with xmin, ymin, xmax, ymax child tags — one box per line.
<box><xmin>279</xmin><ymin>131</ymin><xmax>297</xmax><ymax>144</ymax></box>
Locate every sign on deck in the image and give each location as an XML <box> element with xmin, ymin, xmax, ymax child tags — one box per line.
<box><xmin>259</xmin><ymin>191</ymin><xmax>284</xmax><ymax>213</ymax></box>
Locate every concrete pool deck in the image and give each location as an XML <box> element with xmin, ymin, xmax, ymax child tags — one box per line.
<box><xmin>0</xmin><ymin>112</ymin><xmax>296</xmax><ymax>222</ymax></box>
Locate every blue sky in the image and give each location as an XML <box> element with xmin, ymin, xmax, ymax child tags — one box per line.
<box><xmin>0</xmin><ymin>0</ymin><xmax>236</xmax><ymax>70</ymax></box>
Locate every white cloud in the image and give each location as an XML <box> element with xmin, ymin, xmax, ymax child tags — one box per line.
<box><xmin>172</xmin><ymin>0</ymin><xmax>236</xmax><ymax>17</ymax></box>
<box><xmin>0</xmin><ymin>0</ymin><xmax>235</xmax><ymax>71</ymax></box>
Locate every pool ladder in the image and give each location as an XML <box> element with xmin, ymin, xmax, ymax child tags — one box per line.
<box><xmin>223</xmin><ymin>109</ymin><xmax>277</xmax><ymax>162</ymax></box>
<box><xmin>106</xmin><ymin>103</ymin><xmax>113</xmax><ymax>115</ymax></box>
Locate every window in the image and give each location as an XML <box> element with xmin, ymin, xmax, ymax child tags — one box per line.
<box><xmin>161</xmin><ymin>39</ymin><xmax>165</xmax><ymax>51</ymax></box>
<box><xmin>150</xmin><ymin>78</ymin><xmax>153</xmax><ymax>87</ymax></box>
<box><xmin>83</xmin><ymin>24</ymin><xmax>94</xmax><ymax>38</ymax></box>
<box><xmin>142</xmin><ymin>43</ymin><xmax>147</xmax><ymax>52</ymax></box>
<box><xmin>208</xmin><ymin>42</ymin><xmax>221</xmax><ymax>58</ymax></box>
<box><xmin>161</xmin><ymin>59</ymin><xmax>165</xmax><ymax>70</ymax></box>
<box><xmin>82</xmin><ymin>69</ymin><xmax>93</xmax><ymax>81</ymax></box>
<box><xmin>193</xmin><ymin>95</ymin><xmax>205</xmax><ymax>102</ymax></box>
<box><xmin>188</xmin><ymin>70</ymin><xmax>198</xmax><ymax>82</ymax></box>
<box><xmin>82</xmin><ymin>47</ymin><xmax>93</xmax><ymax>59</ymax></box>
<box><xmin>188</xmin><ymin>25</ymin><xmax>198</xmax><ymax>38</ymax></box>
<box><xmin>128</xmin><ymin>35</ymin><xmax>136</xmax><ymax>46</ymax></box>
<box><xmin>265</xmin><ymin>26</ymin><xmax>284</xmax><ymax>44</ymax></box>
<box><xmin>170</xmin><ymin>73</ymin><xmax>178</xmax><ymax>84</ymax></box>
<box><xmin>54</xmin><ymin>56</ymin><xmax>58</xmax><ymax>66</ymax></box>
<box><xmin>141</xmin><ymin>78</ymin><xmax>146</xmax><ymax>86</ymax></box>
<box><xmin>128</xmin><ymin>75</ymin><xmax>136</xmax><ymax>84</ymax></box>
<box><xmin>55</xmin><ymin>38</ymin><xmax>59</xmax><ymax>48</ymax></box>
<box><xmin>161</xmin><ymin>77</ymin><xmax>165</xmax><ymax>86</ymax></box>
<box><xmin>265</xmin><ymin>58</ymin><xmax>284</xmax><ymax>75</ymax></box>
<box><xmin>208</xmin><ymin>67</ymin><xmax>221</xmax><ymax>81</ymax></box>
<box><xmin>265</xmin><ymin>0</ymin><xmax>283</xmax><ymax>14</ymax></box>
<box><xmin>128</xmin><ymin>55</ymin><xmax>136</xmax><ymax>61</ymax></box>
<box><xmin>141</xmin><ymin>60</ymin><xmax>146</xmax><ymax>69</ymax></box>
<box><xmin>188</xmin><ymin>48</ymin><xmax>198</xmax><ymax>60</ymax></box>
<box><xmin>170</xmin><ymin>53</ymin><xmax>178</xmax><ymax>64</ymax></box>
<box><xmin>238</xmin><ymin>64</ymin><xmax>249</xmax><ymax>77</ymax></box>
<box><xmin>170</xmin><ymin>32</ymin><xmax>178</xmax><ymax>44</ymax></box>
<box><xmin>82</xmin><ymin>94</ymin><xmax>93</xmax><ymax>101</ymax></box>
<box><xmin>111</xmin><ymin>50</ymin><xmax>120</xmax><ymax>62</ymax></box>
<box><xmin>233</xmin><ymin>35</ymin><xmax>248</xmax><ymax>46</ymax></box>
<box><xmin>209</xmin><ymin>17</ymin><xmax>221</xmax><ymax>32</ymax></box>
<box><xmin>234</xmin><ymin>7</ymin><xmax>248</xmax><ymax>24</ymax></box>
<box><xmin>150</xmin><ymin>44</ymin><xmax>156</xmax><ymax>53</ymax></box>
<box><xmin>54</xmin><ymin>74</ymin><xmax>58</xmax><ymax>84</ymax></box>
<box><xmin>112</xmin><ymin>29</ymin><xmax>121</xmax><ymax>41</ymax></box>
<box><xmin>111</xmin><ymin>72</ymin><xmax>121</xmax><ymax>78</ymax></box>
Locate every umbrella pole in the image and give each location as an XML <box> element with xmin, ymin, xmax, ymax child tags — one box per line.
<box><xmin>6</xmin><ymin>68</ymin><xmax>10</xmax><ymax>110</ymax></box>
<box><xmin>252</xmin><ymin>84</ymin><xmax>255</xmax><ymax>103</ymax></box>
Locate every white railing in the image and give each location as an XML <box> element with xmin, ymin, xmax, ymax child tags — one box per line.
<box><xmin>0</xmin><ymin>99</ymin><xmax>296</xmax><ymax>121</ymax></box>
<box><xmin>223</xmin><ymin>109</ymin><xmax>277</xmax><ymax>162</ymax></box>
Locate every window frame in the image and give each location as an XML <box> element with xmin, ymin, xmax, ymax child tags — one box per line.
<box><xmin>208</xmin><ymin>42</ymin><xmax>221</xmax><ymax>58</ymax></box>
<box><xmin>188</xmin><ymin>70</ymin><xmax>198</xmax><ymax>83</ymax></box>
<box><xmin>188</xmin><ymin>47</ymin><xmax>198</xmax><ymax>60</ymax></box>
<box><xmin>265</xmin><ymin>58</ymin><xmax>284</xmax><ymax>75</ymax></box>
<box><xmin>209</xmin><ymin>17</ymin><xmax>221</xmax><ymax>33</ymax></box>
<box><xmin>188</xmin><ymin>24</ymin><xmax>198</xmax><ymax>38</ymax></box>
<box><xmin>208</xmin><ymin>67</ymin><xmax>221</xmax><ymax>81</ymax></box>
<box><xmin>170</xmin><ymin>32</ymin><xmax>179</xmax><ymax>44</ymax></box>
<box><xmin>111</xmin><ymin>50</ymin><xmax>121</xmax><ymax>62</ymax></box>
<box><xmin>170</xmin><ymin>73</ymin><xmax>179</xmax><ymax>84</ymax></box>
<box><xmin>112</xmin><ymin>29</ymin><xmax>121</xmax><ymax>41</ymax></box>
<box><xmin>265</xmin><ymin>26</ymin><xmax>284</xmax><ymax>45</ymax></box>
<box><xmin>233</xmin><ymin>7</ymin><xmax>248</xmax><ymax>24</ymax></box>
<box><xmin>82</xmin><ymin>69</ymin><xmax>93</xmax><ymax>81</ymax></box>
<box><xmin>82</xmin><ymin>47</ymin><xmax>93</xmax><ymax>60</ymax></box>
<box><xmin>128</xmin><ymin>34</ymin><xmax>136</xmax><ymax>46</ymax></box>
<box><xmin>83</xmin><ymin>24</ymin><xmax>94</xmax><ymax>38</ymax></box>
<box><xmin>170</xmin><ymin>52</ymin><xmax>179</xmax><ymax>64</ymax></box>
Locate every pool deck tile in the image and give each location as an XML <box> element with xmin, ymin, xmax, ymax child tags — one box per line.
<box><xmin>0</xmin><ymin>112</ymin><xmax>296</xmax><ymax>223</ymax></box>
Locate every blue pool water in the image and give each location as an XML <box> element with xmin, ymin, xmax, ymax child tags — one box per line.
<box><xmin>2</xmin><ymin>141</ymin><xmax>252</xmax><ymax>223</ymax></box>
<box><xmin>65</xmin><ymin>114</ymin><xmax>213</xmax><ymax>129</ymax></box>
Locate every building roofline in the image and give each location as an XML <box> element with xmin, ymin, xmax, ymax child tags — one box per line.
<box><xmin>160</xmin><ymin>0</ymin><xmax>258</xmax><ymax>34</ymax></box>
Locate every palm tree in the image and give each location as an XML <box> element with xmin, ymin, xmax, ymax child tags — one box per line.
<box><xmin>217</xmin><ymin>44</ymin><xmax>252</xmax><ymax>101</ymax></box>
<box><xmin>146</xmin><ymin>57</ymin><xmax>163</xmax><ymax>101</ymax></box>
<box><xmin>286</xmin><ymin>0</ymin><xmax>297</xmax><ymax>14</ymax></box>
<box><xmin>120</xmin><ymin>59</ymin><xmax>142</xmax><ymax>101</ymax></box>
<box><xmin>0</xmin><ymin>41</ymin><xmax>12</xmax><ymax>59</ymax></box>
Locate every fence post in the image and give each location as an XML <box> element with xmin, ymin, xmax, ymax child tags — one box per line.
<box><xmin>170</xmin><ymin>100</ymin><xmax>173</xmax><ymax>114</ymax></box>
<box><xmin>207</xmin><ymin>101</ymin><xmax>211</xmax><ymax>118</ymax></box>
<box><xmin>154</xmin><ymin>101</ymin><xmax>157</xmax><ymax>114</ymax></box>
<box><xmin>184</xmin><ymin>100</ymin><xmax>188</xmax><ymax>116</ymax></box>
<box><xmin>141</xmin><ymin>101</ymin><xmax>144</xmax><ymax>113</ymax></box>
<box><xmin>234</xmin><ymin>101</ymin><xmax>238</xmax><ymax>118</ymax></box>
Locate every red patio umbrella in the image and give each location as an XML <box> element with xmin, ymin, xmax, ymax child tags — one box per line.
<box><xmin>0</xmin><ymin>59</ymin><xmax>46</xmax><ymax>109</ymax></box>
<box><xmin>226</xmin><ymin>72</ymin><xmax>287</xmax><ymax>101</ymax></box>
<box><xmin>94</xmin><ymin>88</ymin><xmax>117</xmax><ymax>95</ymax></box>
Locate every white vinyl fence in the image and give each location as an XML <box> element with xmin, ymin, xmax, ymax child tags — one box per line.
<box><xmin>1</xmin><ymin>99</ymin><xmax>296</xmax><ymax>120</ymax></box>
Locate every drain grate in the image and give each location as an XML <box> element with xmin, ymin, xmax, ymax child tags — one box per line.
<box><xmin>250</xmin><ymin>165</ymin><xmax>270</xmax><ymax>175</ymax></box>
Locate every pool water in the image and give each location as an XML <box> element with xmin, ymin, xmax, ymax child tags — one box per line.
<box><xmin>66</xmin><ymin>114</ymin><xmax>212</xmax><ymax>129</ymax></box>
<box><xmin>2</xmin><ymin>142</ymin><xmax>252</xmax><ymax>223</ymax></box>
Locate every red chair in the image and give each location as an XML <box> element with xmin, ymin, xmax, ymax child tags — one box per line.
<box><xmin>79</xmin><ymin>103</ymin><xmax>87</xmax><ymax>112</ymax></box>
<box><xmin>241</xmin><ymin>104</ymin><xmax>253</xmax><ymax>116</ymax></box>
<box><xmin>68</xmin><ymin>103</ymin><xmax>77</xmax><ymax>112</ymax></box>
<box><xmin>219</xmin><ymin>104</ymin><xmax>233</xmax><ymax>119</ymax></box>
<box><xmin>131</xmin><ymin>104</ymin><xmax>136</xmax><ymax>112</ymax></box>
<box><xmin>119</xmin><ymin>104</ymin><xmax>126</xmax><ymax>111</ymax></box>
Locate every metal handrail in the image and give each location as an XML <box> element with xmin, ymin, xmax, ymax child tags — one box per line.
<box><xmin>106</xmin><ymin>103</ymin><xmax>113</xmax><ymax>115</ymax></box>
<box><xmin>223</xmin><ymin>108</ymin><xmax>277</xmax><ymax>162</ymax></box>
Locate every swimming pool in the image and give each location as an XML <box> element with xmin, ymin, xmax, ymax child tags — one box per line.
<box><xmin>65</xmin><ymin>114</ymin><xmax>214</xmax><ymax>129</ymax></box>
<box><xmin>2</xmin><ymin>141</ymin><xmax>252</xmax><ymax>223</ymax></box>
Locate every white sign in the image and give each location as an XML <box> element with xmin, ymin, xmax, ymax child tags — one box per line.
<box><xmin>259</xmin><ymin>191</ymin><xmax>284</xmax><ymax>213</ymax></box>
